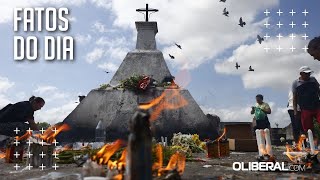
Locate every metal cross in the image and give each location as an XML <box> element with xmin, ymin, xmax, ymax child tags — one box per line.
<box><xmin>264</xmin><ymin>21</ymin><xmax>270</xmax><ymax>28</ymax></box>
<box><xmin>289</xmin><ymin>9</ymin><xmax>296</xmax><ymax>16</ymax></box>
<box><xmin>14</xmin><ymin>164</ymin><xmax>20</xmax><ymax>170</ymax></box>
<box><xmin>40</xmin><ymin>151</ymin><xmax>46</xmax><ymax>158</ymax></box>
<box><xmin>302</xmin><ymin>34</ymin><xmax>309</xmax><ymax>40</ymax></box>
<box><xmin>39</xmin><ymin>164</ymin><xmax>46</xmax><ymax>170</ymax></box>
<box><xmin>14</xmin><ymin>151</ymin><xmax>20</xmax><ymax>159</ymax></box>
<box><xmin>52</xmin><ymin>163</ymin><xmax>59</xmax><ymax>170</ymax></box>
<box><xmin>290</xmin><ymin>33</ymin><xmax>296</xmax><ymax>40</ymax></box>
<box><xmin>302</xmin><ymin>21</ymin><xmax>309</xmax><ymax>28</ymax></box>
<box><xmin>302</xmin><ymin>9</ymin><xmax>309</xmax><ymax>16</ymax></box>
<box><xmin>14</xmin><ymin>127</ymin><xmax>20</xmax><ymax>135</ymax></box>
<box><xmin>277</xmin><ymin>9</ymin><xmax>283</xmax><ymax>16</ymax></box>
<box><xmin>276</xmin><ymin>21</ymin><xmax>283</xmax><ymax>28</ymax></box>
<box><xmin>26</xmin><ymin>151</ymin><xmax>33</xmax><ymax>158</ymax></box>
<box><xmin>289</xmin><ymin>21</ymin><xmax>296</xmax><ymax>28</ymax></box>
<box><xmin>264</xmin><ymin>9</ymin><xmax>270</xmax><ymax>16</ymax></box>
<box><xmin>136</xmin><ymin>4</ymin><xmax>159</xmax><ymax>22</ymax></box>
<box><xmin>26</xmin><ymin>164</ymin><xmax>33</xmax><ymax>170</ymax></box>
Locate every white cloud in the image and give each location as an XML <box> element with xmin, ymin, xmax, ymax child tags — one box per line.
<box><xmin>0</xmin><ymin>0</ymin><xmax>86</xmax><ymax>24</ymax></box>
<box><xmin>98</xmin><ymin>62</ymin><xmax>119</xmax><ymax>72</ymax></box>
<box><xmin>92</xmin><ymin>21</ymin><xmax>114</xmax><ymax>33</ymax></box>
<box><xmin>33</xmin><ymin>85</ymin><xmax>70</xmax><ymax>103</ymax></box>
<box><xmin>35</xmin><ymin>100</ymin><xmax>78</xmax><ymax>125</ymax></box>
<box><xmin>34</xmin><ymin>85</ymin><xmax>57</xmax><ymax>94</ymax></box>
<box><xmin>0</xmin><ymin>76</ymin><xmax>15</xmax><ymax>93</ymax></box>
<box><xmin>105</xmin><ymin>0</ymin><xmax>279</xmax><ymax>69</ymax></box>
<box><xmin>86</xmin><ymin>48</ymin><xmax>105</xmax><ymax>63</ymax></box>
<box><xmin>201</xmin><ymin>102</ymin><xmax>290</xmax><ymax>128</ymax></box>
<box><xmin>215</xmin><ymin>35</ymin><xmax>320</xmax><ymax>90</ymax></box>
<box><xmin>75</xmin><ymin>34</ymin><xmax>92</xmax><ymax>45</ymax></box>
<box><xmin>90</xmin><ymin>0</ymin><xmax>112</xmax><ymax>9</ymax></box>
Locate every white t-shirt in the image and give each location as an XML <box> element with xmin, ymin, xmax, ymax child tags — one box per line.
<box><xmin>288</xmin><ymin>91</ymin><xmax>300</xmax><ymax>111</ymax></box>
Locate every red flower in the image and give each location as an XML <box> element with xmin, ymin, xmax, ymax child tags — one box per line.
<box><xmin>138</xmin><ymin>76</ymin><xmax>151</xmax><ymax>90</ymax></box>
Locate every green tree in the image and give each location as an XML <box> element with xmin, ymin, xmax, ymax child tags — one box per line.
<box><xmin>37</xmin><ymin>122</ymin><xmax>51</xmax><ymax>130</ymax></box>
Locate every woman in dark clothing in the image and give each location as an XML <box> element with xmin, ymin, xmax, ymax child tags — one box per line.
<box><xmin>0</xmin><ymin>96</ymin><xmax>45</xmax><ymax>136</ymax></box>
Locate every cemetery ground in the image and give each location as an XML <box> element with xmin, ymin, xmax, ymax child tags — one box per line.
<box><xmin>1</xmin><ymin>146</ymin><xmax>320</xmax><ymax>180</ymax></box>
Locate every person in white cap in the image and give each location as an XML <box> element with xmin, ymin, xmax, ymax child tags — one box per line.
<box><xmin>292</xmin><ymin>66</ymin><xmax>320</xmax><ymax>135</ymax></box>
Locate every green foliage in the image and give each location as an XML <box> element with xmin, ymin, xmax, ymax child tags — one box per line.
<box><xmin>36</xmin><ymin>122</ymin><xmax>50</xmax><ymax>130</ymax></box>
<box><xmin>98</xmin><ymin>84</ymin><xmax>111</xmax><ymax>90</ymax></box>
<box><xmin>171</xmin><ymin>133</ymin><xmax>204</xmax><ymax>153</ymax></box>
<box><xmin>118</xmin><ymin>74</ymin><xmax>144</xmax><ymax>91</ymax></box>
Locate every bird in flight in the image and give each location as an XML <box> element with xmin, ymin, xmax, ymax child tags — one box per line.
<box><xmin>220</xmin><ymin>0</ymin><xmax>226</xmax><ymax>2</ymax></box>
<box><xmin>169</xmin><ymin>54</ymin><xmax>175</xmax><ymax>59</ymax></box>
<box><xmin>104</xmin><ymin>71</ymin><xmax>110</xmax><ymax>74</ymax></box>
<box><xmin>248</xmin><ymin>66</ymin><xmax>254</xmax><ymax>71</ymax></box>
<box><xmin>223</xmin><ymin>8</ymin><xmax>229</xmax><ymax>17</ymax></box>
<box><xmin>175</xmin><ymin>43</ymin><xmax>182</xmax><ymax>49</ymax></box>
<box><xmin>239</xmin><ymin>17</ymin><xmax>246</xmax><ymax>27</ymax></box>
<box><xmin>235</xmin><ymin>62</ymin><xmax>240</xmax><ymax>69</ymax></box>
<box><xmin>257</xmin><ymin>35</ymin><xmax>264</xmax><ymax>44</ymax></box>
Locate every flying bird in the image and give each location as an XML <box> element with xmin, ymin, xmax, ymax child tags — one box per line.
<box><xmin>175</xmin><ymin>43</ymin><xmax>182</xmax><ymax>49</ymax></box>
<box><xmin>104</xmin><ymin>71</ymin><xmax>110</xmax><ymax>74</ymax></box>
<box><xmin>223</xmin><ymin>8</ymin><xmax>229</xmax><ymax>17</ymax></box>
<box><xmin>257</xmin><ymin>35</ymin><xmax>264</xmax><ymax>44</ymax></box>
<box><xmin>220</xmin><ymin>0</ymin><xmax>226</xmax><ymax>2</ymax></box>
<box><xmin>169</xmin><ymin>54</ymin><xmax>175</xmax><ymax>59</ymax></box>
<box><xmin>238</xmin><ymin>17</ymin><xmax>246</xmax><ymax>27</ymax></box>
<box><xmin>235</xmin><ymin>62</ymin><xmax>240</xmax><ymax>69</ymax></box>
<box><xmin>248</xmin><ymin>66</ymin><xmax>254</xmax><ymax>72</ymax></box>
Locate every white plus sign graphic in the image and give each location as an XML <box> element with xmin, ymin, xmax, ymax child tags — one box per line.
<box><xmin>52</xmin><ymin>164</ymin><xmax>59</xmax><ymax>170</ymax></box>
<box><xmin>302</xmin><ymin>9</ymin><xmax>309</xmax><ymax>16</ymax></box>
<box><xmin>264</xmin><ymin>34</ymin><xmax>271</xmax><ymax>40</ymax></box>
<box><xmin>302</xmin><ymin>34</ymin><xmax>309</xmax><ymax>40</ymax></box>
<box><xmin>26</xmin><ymin>151</ymin><xmax>33</xmax><ymax>158</ymax></box>
<box><xmin>26</xmin><ymin>164</ymin><xmax>33</xmax><ymax>170</ymax></box>
<box><xmin>290</xmin><ymin>46</ymin><xmax>296</xmax><ymax>52</ymax></box>
<box><xmin>14</xmin><ymin>151</ymin><xmax>20</xmax><ymax>159</ymax></box>
<box><xmin>264</xmin><ymin>9</ymin><xmax>271</xmax><ymax>16</ymax></box>
<box><xmin>26</xmin><ymin>139</ymin><xmax>33</xmax><ymax>146</ymax></box>
<box><xmin>52</xmin><ymin>152</ymin><xmax>58</xmax><ymax>159</ymax></box>
<box><xmin>302</xmin><ymin>45</ymin><xmax>308</xmax><ymax>52</ymax></box>
<box><xmin>53</xmin><ymin>128</ymin><xmax>58</xmax><ymax>134</ymax></box>
<box><xmin>277</xmin><ymin>33</ymin><xmax>283</xmax><ymax>40</ymax></box>
<box><xmin>52</xmin><ymin>139</ymin><xmax>59</xmax><ymax>146</ymax></box>
<box><xmin>26</xmin><ymin>128</ymin><xmax>33</xmax><ymax>134</ymax></box>
<box><xmin>264</xmin><ymin>47</ymin><xmax>271</xmax><ymax>53</ymax></box>
<box><xmin>289</xmin><ymin>9</ymin><xmax>296</xmax><ymax>16</ymax></box>
<box><xmin>277</xmin><ymin>21</ymin><xmax>283</xmax><ymax>28</ymax></box>
<box><xmin>40</xmin><ymin>164</ymin><xmax>46</xmax><ymax>170</ymax></box>
<box><xmin>302</xmin><ymin>21</ymin><xmax>309</xmax><ymax>28</ymax></box>
<box><xmin>276</xmin><ymin>45</ymin><xmax>283</xmax><ymax>52</ymax></box>
<box><xmin>14</xmin><ymin>164</ymin><xmax>20</xmax><ymax>171</ymax></box>
<box><xmin>290</xmin><ymin>33</ymin><xmax>296</xmax><ymax>40</ymax></box>
<box><xmin>289</xmin><ymin>21</ymin><xmax>296</xmax><ymax>28</ymax></box>
<box><xmin>277</xmin><ymin>9</ymin><xmax>283</xmax><ymax>16</ymax></box>
<box><xmin>40</xmin><ymin>128</ymin><xmax>46</xmax><ymax>134</ymax></box>
<box><xmin>14</xmin><ymin>127</ymin><xmax>20</xmax><ymax>135</ymax></box>
<box><xmin>40</xmin><ymin>139</ymin><xmax>45</xmax><ymax>146</ymax></box>
<box><xmin>264</xmin><ymin>21</ymin><xmax>270</xmax><ymax>28</ymax></box>
<box><xmin>40</xmin><ymin>151</ymin><xmax>46</xmax><ymax>158</ymax></box>
<box><xmin>13</xmin><ymin>139</ymin><xmax>20</xmax><ymax>146</ymax></box>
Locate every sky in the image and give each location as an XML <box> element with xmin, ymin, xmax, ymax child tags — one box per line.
<box><xmin>0</xmin><ymin>0</ymin><xmax>319</xmax><ymax>128</ymax></box>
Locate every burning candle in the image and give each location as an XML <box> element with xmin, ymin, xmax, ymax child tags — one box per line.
<box><xmin>308</xmin><ymin>129</ymin><xmax>315</xmax><ymax>155</ymax></box>
<box><xmin>264</xmin><ymin>129</ymin><xmax>273</xmax><ymax>156</ymax></box>
<box><xmin>255</xmin><ymin>130</ymin><xmax>262</xmax><ymax>156</ymax></box>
